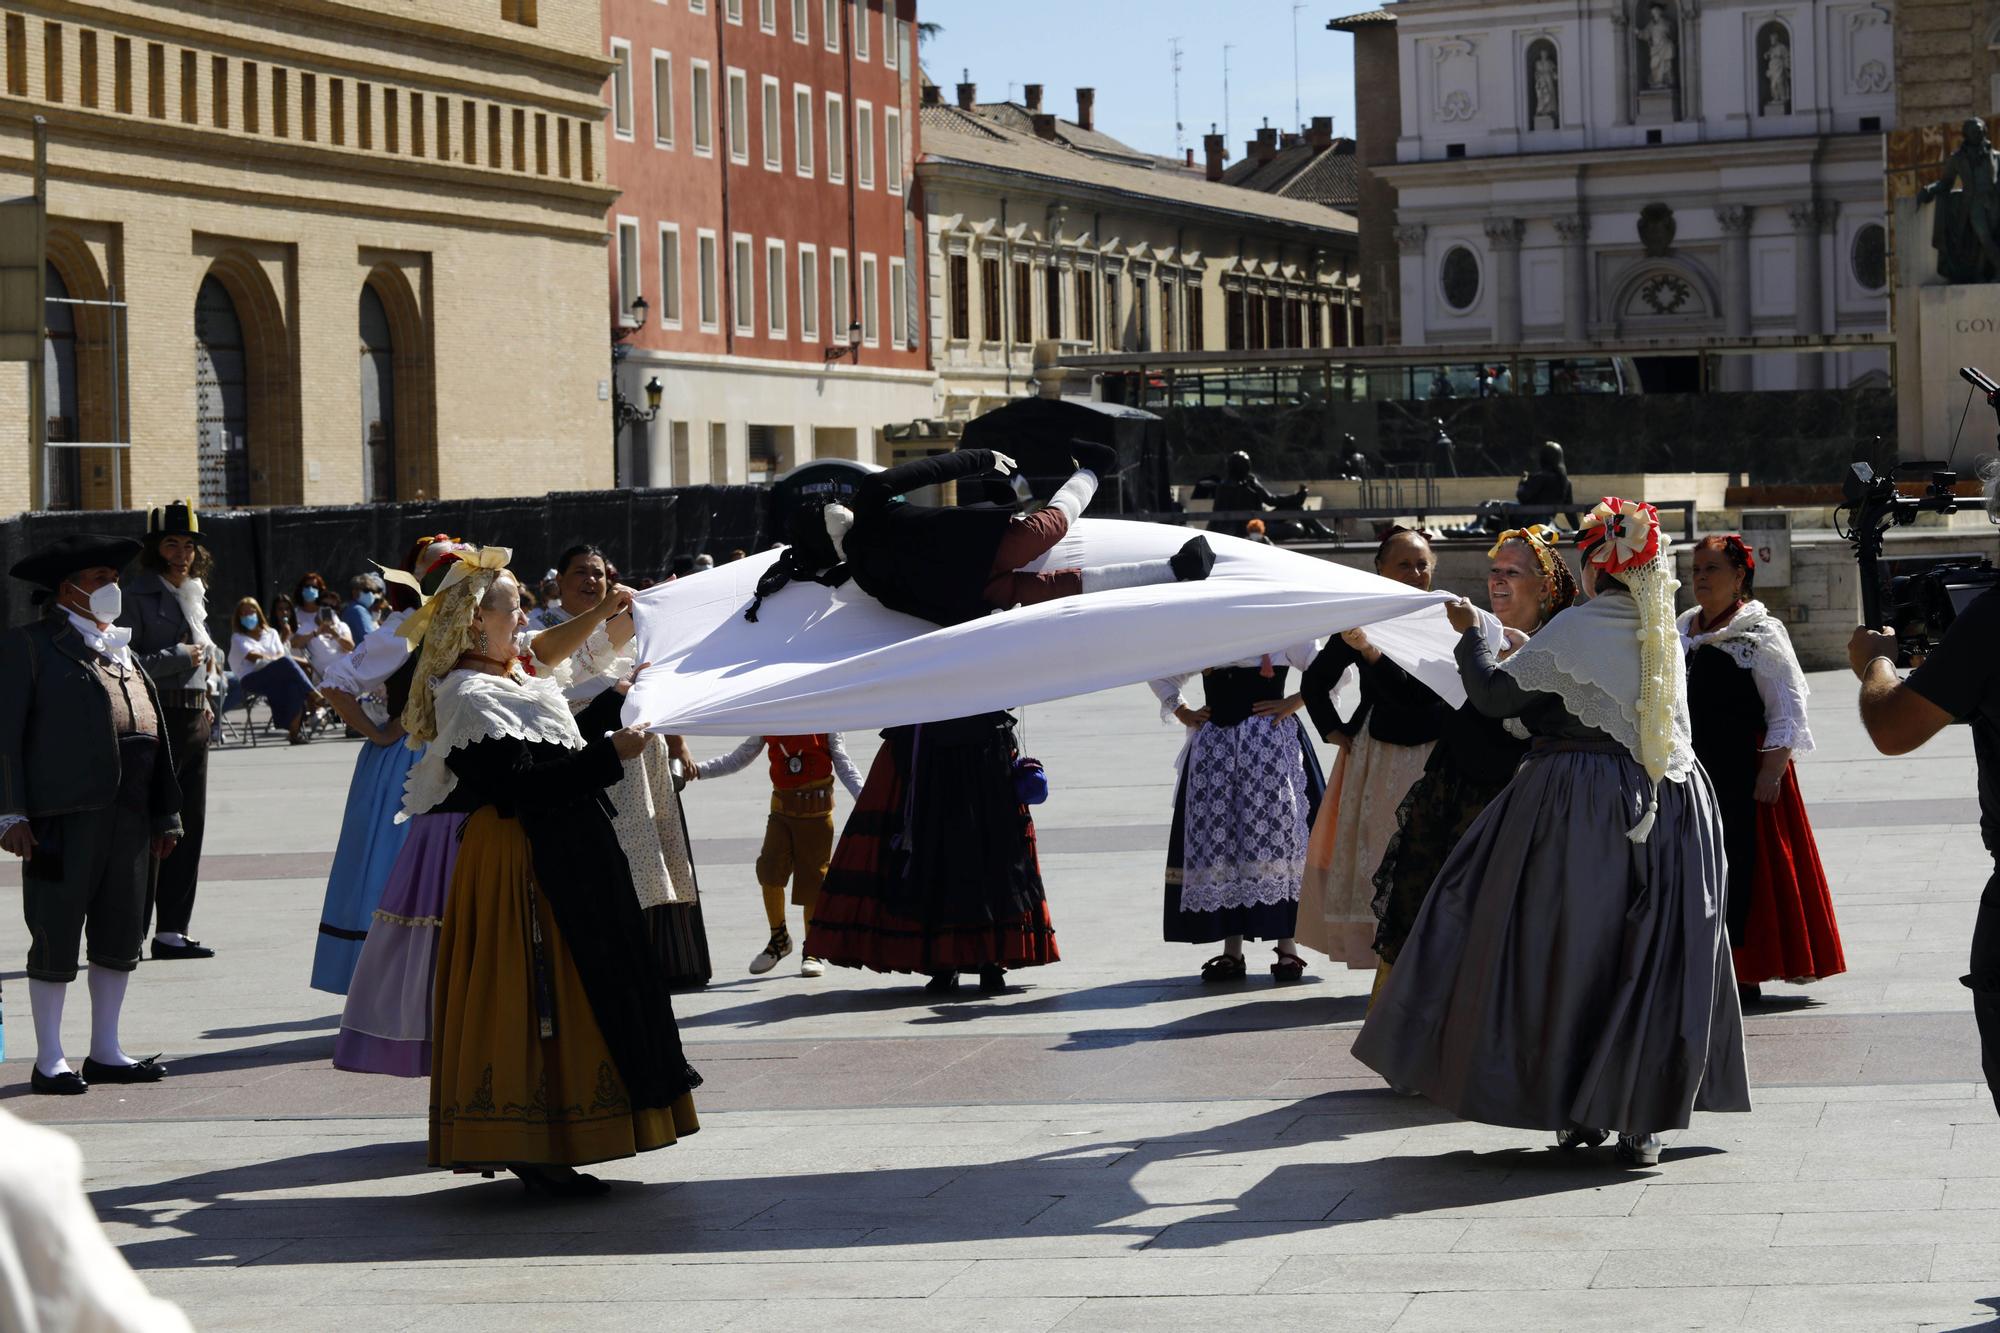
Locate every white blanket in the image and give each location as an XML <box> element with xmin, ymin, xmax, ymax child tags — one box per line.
<box><xmin>623</xmin><ymin>519</ymin><xmax>1468</xmax><ymax>736</ymax></box>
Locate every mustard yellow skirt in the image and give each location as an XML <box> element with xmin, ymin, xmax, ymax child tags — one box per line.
<box><xmin>429</xmin><ymin>807</ymin><xmax>698</xmax><ymax>1169</ymax></box>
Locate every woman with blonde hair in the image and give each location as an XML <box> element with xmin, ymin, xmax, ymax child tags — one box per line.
<box><xmin>1354</xmin><ymin>500</ymin><xmax>1749</xmax><ymax>1167</ymax></box>
<box><xmin>398</xmin><ymin>547</ymin><xmax>698</xmax><ymax>1195</ymax></box>
<box><xmin>227</xmin><ymin>596</ymin><xmax>317</xmax><ymax>743</ymax></box>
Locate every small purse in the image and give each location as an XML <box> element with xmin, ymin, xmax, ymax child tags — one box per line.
<box><xmin>1011</xmin><ymin>756</ymin><xmax>1049</xmax><ymax>805</ymax></box>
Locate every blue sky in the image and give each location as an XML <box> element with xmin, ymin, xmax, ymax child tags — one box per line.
<box><xmin>919</xmin><ymin>1</ymin><xmax>1383</xmax><ymax>164</ymax></box>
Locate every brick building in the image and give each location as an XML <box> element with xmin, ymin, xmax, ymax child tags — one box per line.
<box><xmin>1327</xmin><ymin>9</ymin><xmax>1400</xmax><ymax>346</ymax></box>
<box><xmin>0</xmin><ymin>0</ymin><xmax>619</xmax><ymax>517</ymax></box>
<box><xmin>600</xmin><ymin>0</ymin><xmax>931</xmax><ymax>487</ymax></box>
<box><xmin>1894</xmin><ymin>0</ymin><xmax>2000</xmax><ymax>123</ymax></box>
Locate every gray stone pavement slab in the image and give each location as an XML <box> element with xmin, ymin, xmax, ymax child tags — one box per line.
<box><xmin>4</xmin><ymin>671</ymin><xmax>2000</xmax><ymax>1329</ymax></box>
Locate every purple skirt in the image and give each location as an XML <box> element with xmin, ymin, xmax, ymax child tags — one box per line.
<box><xmin>332</xmin><ymin>812</ymin><xmax>462</xmax><ymax>1078</ymax></box>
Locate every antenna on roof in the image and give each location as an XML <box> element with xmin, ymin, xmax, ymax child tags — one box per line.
<box><xmin>1170</xmin><ymin>37</ymin><xmax>1185</xmax><ymax>158</ymax></box>
<box><xmin>1223</xmin><ymin>45</ymin><xmax>1234</xmax><ymax>147</ymax></box>
<box><xmin>1292</xmin><ymin>2</ymin><xmax>1306</xmax><ymax>132</ymax></box>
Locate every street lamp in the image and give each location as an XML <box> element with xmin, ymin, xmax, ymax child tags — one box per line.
<box><xmin>615</xmin><ymin>375</ymin><xmax>664</xmax><ymax>430</ymax></box>
<box><xmin>823</xmin><ymin>319</ymin><xmax>865</xmax><ymax>363</ymax></box>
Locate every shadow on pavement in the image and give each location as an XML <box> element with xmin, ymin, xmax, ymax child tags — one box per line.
<box><xmin>1937</xmin><ymin>1297</ymin><xmax>2000</xmax><ymax>1332</ymax></box>
<box><xmin>95</xmin><ymin>1089</ymin><xmax>1641</xmax><ymax>1272</ymax></box>
<box><xmin>202</xmin><ymin>1015</ymin><xmax>343</xmax><ymax>1040</ymax></box>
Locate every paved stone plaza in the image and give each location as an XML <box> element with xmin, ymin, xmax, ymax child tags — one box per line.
<box><xmin>1</xmin><ymin>673</ymin><xmax>1994</xmax><ymax>1332</ymax></box>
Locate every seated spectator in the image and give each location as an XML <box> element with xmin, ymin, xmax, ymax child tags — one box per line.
<box><xmin>305</xmin><ymin>607</ymin><xmax>353</xmax><ymax>679</ymax></box>
<box><xmin>1244</xmin><ymin>518</ymin><xmax>1275</xmax><ymax>546</ymax></box>
<box><xmin>229</xmin><ymin>597</ymin><xmax>321</xmax><ymax>745</ymax></box>
<box><xmin>693</xmin><ymin>553</ymin><xmax>716</xmax><ymax>572</ymax></box>
<box><xmin>289</xmin><ymin>573</ymin><xmax>337</xmax><ymax>653</ymax></box>
<box><xmin>341</xmin><ymin>573</ymin><xmax>384</xmax><ymax>643</ymax></box>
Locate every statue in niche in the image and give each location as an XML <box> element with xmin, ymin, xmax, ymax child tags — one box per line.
<box><xmin>1761</xmin><ymin>30</ymin><xmax>1792</xmax><ymax>112</ymax></box>
<box><xmin>1920</xmin><ymin>117</ymin><xmax>2000</xmax><ymax>283</ymax></box>
<box><xmin>1643</xmin><ymin>4</ymin><xmax>1677</xmax><ymax>90</ymax></box>
<box><xmin>1532</xmin><ymin>46</ymin><xmax>1559</xmax><ymax>126</ymax></box>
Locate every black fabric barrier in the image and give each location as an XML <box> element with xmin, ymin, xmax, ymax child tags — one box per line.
<box><xmin>0</xmin><ymin>486</ymin><xmax>770</xmax><ymax>637</ymax></box>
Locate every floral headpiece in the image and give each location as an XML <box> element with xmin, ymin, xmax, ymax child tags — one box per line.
<box><xmin>1489</xmin><ymin>523</ymin><xmax>1577</xmax><ymax>619</ymax></box>
<box><xmin>1718</xmin><ymin>533</ymin><xmax>1756</xmax><ymax>571</ymax></box>
<box><xmin>1577</xmin><ymin>497</ymin><xmax>1665</xmax><ymax>575</ymax></box>
<box><xmin>394</xmin><ymin>544</ymin><xmax>511</xmax><ymax>650</ymax></box>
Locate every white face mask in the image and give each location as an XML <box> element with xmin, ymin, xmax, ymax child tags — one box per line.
<box><xmin>67</xmin><ymin>579</ymin><xmax>122</xmax><ymax>624</ymax></box>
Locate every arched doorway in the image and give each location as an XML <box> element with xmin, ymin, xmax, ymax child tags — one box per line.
<box><xmin>359</xmin><ymin>284</ymin><xmax>396</xmax><ymax>503</ymax></box>
<box><xmin>43</xmin><ymin>262</ymin><xmax>82</xmax><ymax>510</ymax></box>
<box><xmin>195</xmin><ymin>275</ymin><xmax>251</xmax><ymax>507</ymax></box>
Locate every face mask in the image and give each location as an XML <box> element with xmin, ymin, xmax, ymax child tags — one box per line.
<box><xmin>240</xmin><ymin>614</ymin><xmax>260</xmax><ymax>631</ymax></box>
<box><xmin>301</xmin><ymin>587</ymin><xmax>319</xmax><ymax>604</ymax></box>
<box><xmin>67</xmin><ymin>580</ymin><xmax>121</xmax><ymax>624</ymax></box>
<box><xmin>356</xmin><ymin>591</ymin><xmax>377</xmax><ymax>609</ymax></box>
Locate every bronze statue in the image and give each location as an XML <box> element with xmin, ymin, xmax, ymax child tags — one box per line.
<box><xmin>1921</xmin><ymin>118</ymin><xmax>2000</xmax><ymax>284</ymax></box>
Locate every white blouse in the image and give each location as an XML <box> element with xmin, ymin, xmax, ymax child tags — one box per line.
<box><xmin>319</xmin><ymin>608</ymin><xmax>412</xmax><ymax>697</ymax></box>
<box><xmin>228</xmin><ymin>626</ymin><xmax>289</xmax><ymax>678</ymax></box>
<box><xmin>1677</xmin><ymin>600</ymin><xmax>1814</xmax><ymax>754</ymax></box>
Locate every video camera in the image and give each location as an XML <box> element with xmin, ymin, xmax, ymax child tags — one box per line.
<box><xmin>1835</xmin><ymin>366</ymin><xmax>2000</xmax><ymax>666</ymax></box>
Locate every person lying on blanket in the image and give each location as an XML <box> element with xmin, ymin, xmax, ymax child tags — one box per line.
<box><xmin>744</xmin><ymin>443</ymin><xmax>1214</xmax><ymax>626</ymax></box>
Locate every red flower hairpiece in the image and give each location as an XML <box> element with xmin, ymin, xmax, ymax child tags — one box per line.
<box><xmin>1576</xmin><ymin>497</ymin><xmax>1662</xmax><ymax>574</ymax></box>
<box><xmin>1721</xmin><ymin>533</ymin><xmax>1756</xmax><ymax>570</ymax></box>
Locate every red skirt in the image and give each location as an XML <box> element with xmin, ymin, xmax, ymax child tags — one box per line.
<box><xmin>1734</xmin><ymin>766</ymin><xmax>1846</xmax><ymax>985</ymax></box>
<box><xmin>803</xmin><ymin>726</ymin><xmax>1060</xmax><ymax>975</ymax></box>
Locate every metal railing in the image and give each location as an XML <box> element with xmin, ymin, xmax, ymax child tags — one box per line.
<box><xmin>1126</xmin><ymin>500</ymin><xmax>1699</xmax><ymax>545</ymax></box>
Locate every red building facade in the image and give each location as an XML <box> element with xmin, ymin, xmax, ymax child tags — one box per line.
<box><xmin>603</xmin><ymin>0</ymin><xmax>931</xmax><ymax>486</ymax></box>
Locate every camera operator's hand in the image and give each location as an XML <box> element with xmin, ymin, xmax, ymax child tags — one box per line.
<box><xmin>1848</xmin><ymin>626</ymin><xmax>1899</xmax><ymax>679</ymax></box>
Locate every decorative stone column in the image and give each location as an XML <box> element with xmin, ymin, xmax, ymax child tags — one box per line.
<box><xmin>1394</xmin><ymin>222</ymin><xmax>1430</xmax><ymax>345</ymax></box>
<box><xmin>1788</xmin><ymin>198</ymin><xmax>1835</xmax><ymax>390</ymax></box>
<box><xmin>1554</xmin><ymin>214</ymin><xmax>1590</xmax><ymax>341</ymax></box>
<box><xmin>1484</xmin><ymin>217</ymin><xmax>1525</xmax><ymax>345</ymax></box>
<box><xmin>1611</xmin><ymin>8</ymin><xmax>1631</xmax><ymax>126</ymax></box>
<box><xmin>1715</xmin><ymin>204</ymin><xmax>1753</xmax><ymax>391</ymax></box>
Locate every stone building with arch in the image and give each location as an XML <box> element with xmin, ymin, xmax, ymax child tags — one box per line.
<box><xmin>0</xmin><ymin>0</ymin><xmax>616</xmax><ymax>515</ymax></box>
<box><xmin>1372</xmin><ymin>0</ymin><xmax>1895</xmax><ymax>389</ymax></box>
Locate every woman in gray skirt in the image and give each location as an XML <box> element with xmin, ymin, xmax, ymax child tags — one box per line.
<box><xmin>1353</xmin><ymin>498</ymin><xmax>1750</xmax><ymax>1167</ymax></box>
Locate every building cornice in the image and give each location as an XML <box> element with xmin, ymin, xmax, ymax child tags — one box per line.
<box><xmin>918</xmin><ymin>156</ymin><xmax>1357</xmax><ymax>250</ymax></box>
<box><xmin>1381</xmin><ymin>133</ymin><xmax>1886</xmax><ymax>189</ymax></box>
<box><xmin>622</xmin><ymin>346</ymin><xmax>937</xmax><ymax>384</ymax></box>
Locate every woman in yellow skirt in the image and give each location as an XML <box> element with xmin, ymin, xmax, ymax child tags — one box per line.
<box><xmin>398</xmin><ymin>547</ymin><xmax>699</xmax><ymax>1197</ymax></box>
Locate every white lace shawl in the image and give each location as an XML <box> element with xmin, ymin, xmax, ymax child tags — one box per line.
<box><xmin>400</xmin><ymin>668</ymin><xmax>583</xmax><ymax>819</ymax></box>
<box><xmin>167</xmin><ymin>575</ymin><xmax>223</xmax><ymax>694</ymax></box>
<box><xmin>1498</xmin><ymin>590</ymin><xmax>1696</xmax><ymax>784</ymax></box>
<box><xmin>1676</xmin><ymin>600</ymin><xmax>1814</xmax><ymax>754</ymax></box>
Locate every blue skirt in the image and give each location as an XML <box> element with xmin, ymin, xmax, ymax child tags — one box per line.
<box><xmin>310</xmin><ymin>740</ymin><xmax>421</xmax><ymax>994</ymax></box>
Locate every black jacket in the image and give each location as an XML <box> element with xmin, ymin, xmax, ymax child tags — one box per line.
<box><xmin>0</xmin><ymin>614</ymin><xmax>183</xmax><ymax>835</ymax></box>
<box><xmin>845</xmin><ymin>449</ymin><xmax>1022</xmax><ymax>626</ymax></box>
<box><xmin>118</xmin><ymin>569</ymin><xmax>207</xmax><ymax>697</ymax></box>
<box><xmin>1302</xmin><ymin>635</ymin><xmax>1448</xmax><ymax>748</ymax></box>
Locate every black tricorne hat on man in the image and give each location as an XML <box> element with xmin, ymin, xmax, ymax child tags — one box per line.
<box><xmin>9</xmin><ymin>532</ymin><xmax>143</xmax><ymax>602</ymax></box>
<box><xmin>146</xmin><ymin>499</ymin><xmax>202</xmax><ymax>543</ymax></box>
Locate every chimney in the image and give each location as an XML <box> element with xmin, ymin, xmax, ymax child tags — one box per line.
<box><xmin>1185</xmin><ymin>148</ymin><xmax>1194</xmax><ymax>167</ymax></box>
<box><xmin>1253</xmin><ymin>125</ymin><xmax>1279</xmax><ymax>164</ymax></box>
<box><xmin>1024</xmin><ymin>83</ymin><xmax>1043</xmax><ymax>112</ymax></box>
<box><xmin>1280</xmin><ymin>130</ymin><xmax>1301</xmax><ymax>149</ymax></box>
<box><xmin>922</xmin><ymin>82</ymin><xmax>941</xmax><ymax>106</ymax></box>
<box><xmin>1203</xmin><ymin>130</ymin><xmax>1226</xmax><ymax>181</ymax></box>
<box><xmin>1307</xmin><ymin>115</ymin><xmax>1333</xmax><ymax>150</ymax></box>
<box><xmin>1031</xmin><ymin>112</ymin><xmax>1058</xmax><ymax>140</ymax></box>
<box><xmin>1075</xmin><ymin>86</ymin><xmax>1095</xmax><ymax>131</ymax></box>
<box><xmin>956</xmin><ymin>80</ymin><xmax>976</xmax><ymax>110</ymax></box>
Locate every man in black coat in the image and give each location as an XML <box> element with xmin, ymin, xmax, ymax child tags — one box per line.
<box><xmin>0</xmin><ymin>535</ymin><xmax>183</xmax><ymax>1095</ymax></box>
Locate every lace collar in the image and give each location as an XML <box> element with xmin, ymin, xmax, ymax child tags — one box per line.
<box><xmin>400</xmin><ymin>668</ymin><xmax>583</xmax><ymax>818</ymax></box>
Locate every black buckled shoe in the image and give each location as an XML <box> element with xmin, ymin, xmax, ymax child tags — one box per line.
<box><xmin>151</xmin><ymin>937</ymin><xmax>216</xmax><ymax>960</ymax></box>
<box><xmin>30</xmin><ymin>1067</ymin><xmax>88</xmax><ymax>1095</ymax></box>
<box><xmin>82</xmin><ymin>1055</ymin><xmax>168</xmax><ymax>1084</ymax></box>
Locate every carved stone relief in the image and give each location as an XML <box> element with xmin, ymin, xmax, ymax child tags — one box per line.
<box><xmin>1432</xmin><ymin>39</ymin><xmax>1480</xmax><ymax>123</ymax></box>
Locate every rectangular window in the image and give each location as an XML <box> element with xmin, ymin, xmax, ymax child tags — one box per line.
<box><xmin>1012</xmin><ymin>261</ymin><xmax>1031</xmax><ymax>344</ymax></box>
<box><xmin>830</xmin><ymin>249</ymin><xmax>850</xmax><ymax>341</ymax></box>
<box><xmin>146</xmin><ymin>42</ymin><xmax>164</xmax><ymax>119</ymax></box>
<box><xmin>332</xmin><ymin>78</ymin><xmax>345</xmax><ymax>145</ymax></box>
<box><xmin>358</xmin><ymin>79</ymin><xmax>373</xmax><ymax>148</ymax></box>
<box><xmin>1187</xmin><ymin>284</ymin><xmax>1204</xmax><ymax>351</ymax></box>
<box><xmin>2</xmin><ymin>16</ymin><xmax>22</xmax><ymax>98</ymax></box>
<box><xmin>1134</xmin><ymin>277</ymin><xmax>1150</xmax><ymax>351</ymax></box>
<box><xmin>488</xmin><ymin>104</ymin><xmax>502</xmax><ymax>165</ymax></box>
<box><xmin>697</xmin><ymin>229</ymin><xmax>719</xmax><ymax>330</ymax></box>
<box><xmin>726</xmin><ymin>68</ymin><xmax>748</xmax><ymax>163</ymax></box>
<box><xmin>980</xmin><ymin>258</ymin><xmax>1001</xmax><ymax>343</ymax></box>
<box><xmin>463</xmin><ymin>99</ymin><xmax>477</xmax><ymax>163</ymax></box>
<box><xmin>1106</xmin><ymin>272</ymin><xmax>1122</xmax><ymax>349</ymax></box>
<box><xmin>726</xmin><ymin>0</ymin><xmax>742</xmax><ymax>24</ymax></box>
<box><xmin>1162</xmin><ymin>281</ymin><xmax>1177</xmax><ymax>352</ymax></box>
<box><xmin>617</xmin><ymin>217</ymin><xmax>642</xmax><ymax>317</ymax></box>
<box><xmin>534</xmin><ymin>111</ymin><xmax>548</xmax><ymax>173</ymax></box>
<box><xmin>792</xmin><ymin>0</ymin><xmax>809</xmax><ymax>42</ymax></box>
<box><xmin>890</xmin><ymin>257</ymin><xmax>908</xmax><ymax>348</ymax></box>
<box><xmin>303</xmin><ymin>73</ymin><xmax>319</xmax><ymax>142</ymax></box>
<box><xmin>766</xmin><ymin>239</ymin><xmax>787</xmax><ymax>337</ymax></box>
<box><xmin>886</xmin><ymin>14</ymin><xmax>900</xmax><ymax>69</ymax></box>
<box><xmin>659</xmin><ymin>224</ymin><xmax>683</xmax><ymax>327</ymax></box>
<box><xmin>691</xmin><ymin>0</ymin><xmax>706</xmax><ymax>11</ymax></box>
<box><xmin>512</xmin><ymin>106</ymin><xmax>526</xmax><ymax>170</ymax></box>
<box><xmin>884</xmin><ymin>106</ymin><xmax>902</xmax><ymax>193</ymax></box>
<box><xmin>243</xmin><ymin>61</ymin><xmax>260</xmax><ymax>135</ymax></box>
<box><xmin>855</xmin><ymin>101</ymin><xmax>873</xmax><ymax>188</ymax></box>
<box><xmin>825</xmin><ymin>92</ymin><xmax>844</xmax><ymax>181</ymax></box>
<box><xmin>853</xmin><ymin>0</ymin><xmax>869</xmax><ymax>60</ymax></box>
<box><xmin>177</xmin><ymin>48</ymin><xmax>195</xmax><ymax>122</ymax></box>
<box><xmin>761</xmin><ymin>75</ymin><xmax>781</xmax><ymax>170</ymax></box>
<box><xmin>501</xmin><ymin>0</ymin><xmax>538</xmax><ymax>23</ymax></box>
<box><xmin>436</xmin><ymin>92</ymin><xmax>450</xmax><ymax>160</ymax></box>
<box><xmin>383</xmin><ymin>82</ymin><xmax>399</xmax><ymax>153</ymax></box>
<box><xmin>1075</xmin><ymin>269</ymin><xmax>1095</xmax><ymax>344</ymax></box>
<box><xmin>557</xmin><ymin>117</ymin><xmax>570</xmax><ymax>175</ymax></box>
<box><xmin>611</xmin><ymin>40</ymin><xmax>633</xmax><ymax>139</ymax></box>
<box><xmin>651</xmin><ymin>53</ymin><xmax>673</xmax><ymax>146</ymax></box>
<box><xmin>39</xmin><ymin>24</ymin><xmax>60</xmax><ymax>104</ymax></box>
<box><xmin>79</xmin><ymin>30</ymin><xmax>97</xmax><ymax>108</ymax></box>
<box><xmin>860</xmin><ymin>250</ymin><xmax>876</xmax><ymax>342</ymax></box>
<box><xmin>823</xmin><ymin>0</ymin><xmax>839</xmax><ymax>51</ymax></box>
<box><xmin>759</xmin><ymin>0</ymin><xmax>776</xmax><ymax>33</ymax></box>
<box><xmin>274</xmin><ymin>67</ymin><xmax>292</xmax><ymax>139</ymax></box>
<box><xmin>948</xmin><ymin>253</ymin><xmax>970</xmax><ymax>339</ymax></box>
<box><xmin>732</xmin><ymin>234</ymin><xmax>755</xmax><ymax>335</ymax></box>
<box><xmin>793</xmin><ymin>84</ymin><xmax>813</xmax><ymax>175</ymax></box>
<box><xmin>799</xmin><ymin>245</ymin><xmax>819</xmax><ymax>340</ymax></box>
<box><xmin>690</xmin><ymin>60</ymin><xmax>712</xmax><ymax>155</ymax></box>
<box><xmin>1044</xmin><ymin>264</ymin><xmax>1062</xmax><ymax>340</ymax></box>
<box><xmin>112</xmin><ymin>36</ymin><xmax>130</xmax><ymax>113</ymax></box>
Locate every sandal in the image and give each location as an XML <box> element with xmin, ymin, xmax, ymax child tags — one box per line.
<box><xmin>1270</xmin><ymin>949</ymin><xmax>1307</xmax><ymax>983</ymax></box>
<box><xmin>1199</xmin><ymin>953</ymin><xmax>1248</xmax><ymax>984</ymax></box>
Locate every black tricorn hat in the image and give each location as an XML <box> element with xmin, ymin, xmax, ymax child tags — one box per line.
<box><xmin>9</xmin><ymin>533</ymin><xmax>143</xmax><ymax>592</ymax></box>
<box><xmin>147</xmin><ymin>499</ymin><xmax>201</xmax><ymax>541</ymax></box>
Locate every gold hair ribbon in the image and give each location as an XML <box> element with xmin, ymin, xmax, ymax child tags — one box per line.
<box><xmin>395</xmin><ymin>545</ymin><xmax>513</xmax><ymax>647</ymax></box>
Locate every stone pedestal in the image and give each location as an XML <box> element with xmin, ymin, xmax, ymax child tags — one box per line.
<box><xmin>1531</xmin><ymin>114</ymin><xmax>1556</xmax><ymax>132</ymax></box>
<box><xmin>1763</xmin><ymin>101</ymin><xmax>1790</xmax><ymax>118</ymax></box>
<box><xmin>1907</xmin><ymin>282</ymin><xmax>2000</xmax><ymax>455</ymax></box>
<box><xmin>1637</xmin><ymin>89</ymin><xmax>1676</xmax><ymax>124</ymax></box>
